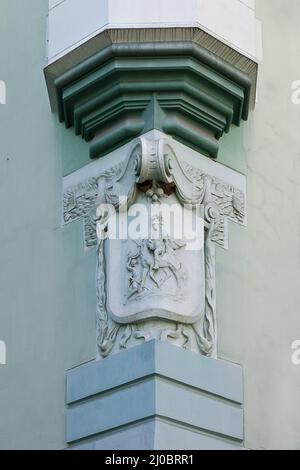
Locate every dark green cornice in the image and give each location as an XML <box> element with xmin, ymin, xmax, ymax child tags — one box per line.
<box><xmin>53</xmin><ymin>42</ymin><xmax>253</xmax><ymax>159</ymax></box>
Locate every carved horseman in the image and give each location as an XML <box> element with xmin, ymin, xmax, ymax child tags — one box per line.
<box><xmin>95</xmin><ymin>136</ymin><xmax>214</xmax><ymax>357</ymax></box>
<box><xmin>63</xmin><ymin>134</ymin><xmax>246</xmax><ymax>360</ymax></box>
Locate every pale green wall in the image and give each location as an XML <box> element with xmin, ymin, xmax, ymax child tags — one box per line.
<box><xmin>0</xmin><ymin>0</ymin><xmax>300</xmax><ymax>450</ymax></box>
<box><xmin>218</xmin><ymin>0</ymin><xmax>300</xmax><ymax>450</ymax></box>
<box><xmin>0</xmin><ymin>0</ymin><xmax>96</xmax><ymax>449</ymax></box>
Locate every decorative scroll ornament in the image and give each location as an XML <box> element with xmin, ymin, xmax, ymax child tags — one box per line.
<box><xmin>63</xmin><ymin>135</ymin><xmax>246</xmax><ymax>358</ymax></box>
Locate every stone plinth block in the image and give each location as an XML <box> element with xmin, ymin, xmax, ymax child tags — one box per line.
<box><xmin>66</xmin><ymin>340</ymin><xmax>244</xmax><ymax>450</ymax></box>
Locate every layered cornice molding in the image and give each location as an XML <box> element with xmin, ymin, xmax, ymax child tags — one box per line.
<box><xmin>48</xmin><ymin>41</ymin><xmax>253</xmax><ymax>160</ymax></box>
<box><xmin>45</xmin><ymin>27</ymin><xmax>258</xmax><ymax>107</ymax></box>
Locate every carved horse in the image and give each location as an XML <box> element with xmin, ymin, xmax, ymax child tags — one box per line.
<box><xmin>140</xmin><ymin>239</ymin><xmax>186</xmax><ymax>289</ymax></box>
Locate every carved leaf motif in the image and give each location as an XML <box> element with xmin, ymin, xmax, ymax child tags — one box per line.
<box><xmin>63</xmin><ymin>136</ymin><xmax>246</xmax><ymax>359</ymax></box>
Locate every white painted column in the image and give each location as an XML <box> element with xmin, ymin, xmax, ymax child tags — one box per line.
<box><xmin>47</xmin><ymin>0</ymin><xmax>262</xmax><ymax>64</ymax></box>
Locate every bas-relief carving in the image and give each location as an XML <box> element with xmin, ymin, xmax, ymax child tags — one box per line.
<box><xmin>126</xmin><ymin>238</ymin><xmax>187</xmax><ymax>302</ymax></box>
<box><xmin>63</xmin><ymin>161</ymin><xmax>245</xmax><ymax>251</ymax></box>
<box><xmin>63</xmin><ymin>136</ymin><xmax>246</xmax><ymax>359</ymax></box>
<box><xmin>63</xmin><ymin>178</ymin><xmax>98</xmax><ymax>247</ymax></box>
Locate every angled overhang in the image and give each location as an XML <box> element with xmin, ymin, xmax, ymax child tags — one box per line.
<box><xmin>45</xmin><ymin>37</ymin><xmax>255</xmax><ymax>159</ymax></box>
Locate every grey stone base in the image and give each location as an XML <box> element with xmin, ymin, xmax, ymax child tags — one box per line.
<box><xmin>69</xmin><ymin>418</ymin><xmax>244</xmax><ymax>450</ymax></box>
<box><xmin>66</xmin><ymin>340</ymin><xmax>244</xmax><ymax>450</ymax></box>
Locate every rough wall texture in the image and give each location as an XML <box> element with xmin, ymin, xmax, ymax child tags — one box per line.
<box><xmin>0</xmin><ymin>0</ymin><xmax>299</xmax><ymax>450</ymax></box>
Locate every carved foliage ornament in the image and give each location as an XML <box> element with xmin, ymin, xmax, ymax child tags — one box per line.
<box><xmin>63</xmin><ymin>137</ymin><xmax>246</xmax><ymax>358</ymax></box>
